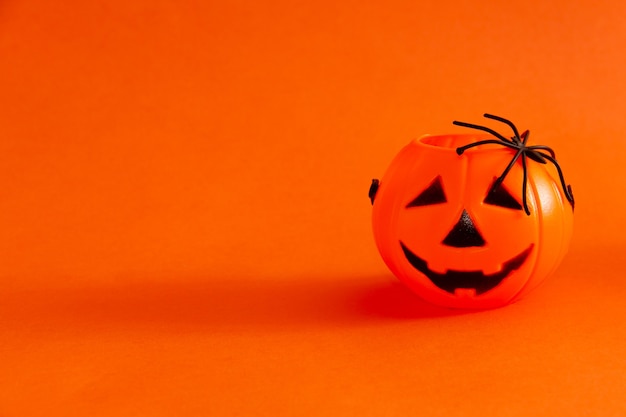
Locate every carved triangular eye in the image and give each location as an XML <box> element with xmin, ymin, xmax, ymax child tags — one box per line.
<box><xmin>484</xmin><ymin>180</ymin><xmax>523</xmax><ymax>210</ymax></box>
<box><xmin>406</xmin><ymin>176</ymin><xmax>447</xmax><ymax>208</ymax></box>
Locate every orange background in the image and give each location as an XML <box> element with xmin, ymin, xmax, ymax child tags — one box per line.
<box><xmin>1</xmin><ymin>0</ymin><xmax>625</xmax><ymax>415</ymax></box>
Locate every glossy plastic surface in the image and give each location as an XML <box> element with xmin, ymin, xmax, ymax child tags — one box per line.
<box><xmin>372</xmin><ymin>134</ymin><xmax>574</xmax><ymax>309</ymax></box>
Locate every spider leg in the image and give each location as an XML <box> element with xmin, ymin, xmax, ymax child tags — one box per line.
<box><xmin>456</xmin><ymin>139</ymin><xmax>520</xmax><ymax>155</ymax></box>
<box><xmin>483</xmin><ymin>114</ymin><xmax>521</xmax><ymax>143</ymax></box>
<box><xmin>567</xmin><ymin>185</ymin><xmax>575</xmax><ymax>209</ymax></box>
<box><xmin>494</xmin><ymin>147</ymin><xmax>524</xmax><ymax>189</ymax></box>
<box><xmin>452</xmin><ymin>121</ymin><xmax>511</xmax><ymax>143</ymax></box>
<box><xmin>521</xmin><ymin>152</ymin><xmax>531</xmax><ymax>215</ymax></box>
<box><xmin>526</xmin><ymin>150</ymin><xmax>548</xmax><ymax>164</ymax></box>
<box><xmin>528</xmin><ymin>145</ymin><xmax>556</xmax><ymax>159</ymax></box>
<box><xmin>521</xmin><ymin>130</ymin><xmax>530</xmax><ymax>144</ymax></box>
<box><xmin>541</xmin><ymin>153</ymin><xmax>575</xmax><ymax>208</ymax></box>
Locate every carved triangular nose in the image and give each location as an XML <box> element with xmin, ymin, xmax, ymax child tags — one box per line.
<box><xmin>442</xmin><ymin>209</ymin><xmax>486</xmax><ymax>248</ymax></box>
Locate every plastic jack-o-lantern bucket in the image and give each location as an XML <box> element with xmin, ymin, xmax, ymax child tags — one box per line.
<box><xmin>369</xmin><ymin>114</ymin><xmax>574</xmax><ymax>309</ymax></box>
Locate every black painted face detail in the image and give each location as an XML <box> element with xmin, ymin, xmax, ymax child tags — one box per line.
<box><xmin>406</xmin><ymin>176</ymin><xmax>446</xmax><ymax>208</ymax></box>
<box><xmin>484</xmin><ymin>180</ymin><xmax>523</xmax><ymax>210</ymax></box>
<box><xmin>400</xmin><ymin>242</ymin><xmax>534</xmax><ymax>295</ymax></box>
<box><xmin>442</xmin><ymin>210</ymin><xmax>485</xmax><ymax>247</ymax></box>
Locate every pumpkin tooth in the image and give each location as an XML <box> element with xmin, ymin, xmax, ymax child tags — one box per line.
<box><xmin>454</xmin><ymin>288</ymin><xmax>477</xmax><ymax>297</ymax></box>
<box><xmin>483</xmin><ymin>264</ymin><xmax>504</xmax><ymax>276</ymax></box>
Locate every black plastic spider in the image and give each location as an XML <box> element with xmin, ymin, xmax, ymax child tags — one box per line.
<box><xmin>453</xmin><ymin>114</ymin><xmax>575</xmax><ymax>216</ymax></box>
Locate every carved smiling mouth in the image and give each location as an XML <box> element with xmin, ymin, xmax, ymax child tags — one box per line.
<box><xmin>399</xmin><ymin>242</ymin><xmax>534</xmax><ymax>295</ymax></box>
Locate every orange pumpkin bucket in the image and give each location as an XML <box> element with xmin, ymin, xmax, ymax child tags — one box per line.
<box><xmin>369</xmin><ymin>114</ymin><xmax>574</xmax><ymax>309</ymax></box>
